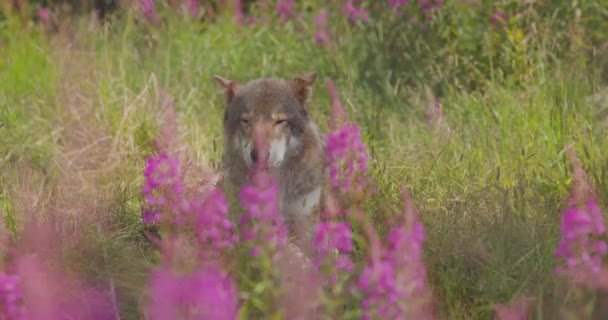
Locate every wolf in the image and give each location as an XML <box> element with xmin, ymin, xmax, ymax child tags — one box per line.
<box><xmin>213</xmin><ymin>72</ymin><xmax>326</xmax><ymax>239</ymax></box>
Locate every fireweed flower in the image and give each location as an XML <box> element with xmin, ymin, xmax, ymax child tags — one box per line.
<box><xmin>147</xmin><ymin>264</ymin><xmax>238</xmax><ymax>320</ymax></box>
<box><xmin>138</xmin><ymin>0</ymin><xmax>159</xmax><ymax>25</ymax></box>
<box><xmin>189</xmin><ymin>189</ymin><xmax>236</xmax><ymax>251</ymax></box>
<box><xmin>326</xmin><ymin>124</ymin><xmax>370</xmax><ymax>197</ymax></box>
<box><xmin>419</xmin><ymin>0</ymin><xmax>442</xmax><ymax>13</ymax></box>
<box><xmin>342</xmin><ymin>0</ymin><xmax>369</xmax><ymax>24</ymax></box>
<box><xmin>389</xmin><ymin>0</ymin><xmax>409</xmax><ymax>14</ymax></box>
<box><xmin>312</xmin><ymin>222</ymin><xmax>354</xmax><ymax>276</ymax></box>
<box><xmin>183</xmin><ymin>0</ymin><xmax>200</xmax><ymax>17</ymax></box>
<box><xmin>233</xmin><ymin>0</ymin><xmax>245</xmax><ymax>25</ymax></box>
<box><xmin>490</xmin><ymin>9</ymin><xmax>508</xmax><ymax>26</ymax></box>
<box><xmin>313</xmin><ymin>9</ymin><xmax>332</xmax><ymax>48</ymax></box>
<box><xmin>0</xmin><ymin>272</ymin><xmax>27</xmax><ymax>320</ymax></box>
<box><xmin>554</xmin><ymin>199</ymin><xmax>607</xmax><ymax>275</ymax></box>
<box><xmin>554</xmin><ymin>147</ymin><xmax>608</xmax><ymax>277</ymax></box>
<box><xmin>142</xmin><ymin>151</ymin><xmax>185</xmax><ymax>225</ymax></box>
<box><xmin>238</xmin><ymin>164</ymin><xmax>288</xmax><ymax>256</ymax></box>
<box><xmin>276</xmin><ymin>0</ymin><xmax>295</xmax><ymax>22</ymax></box>
<box><xmin>358</xmin><ymin>191</ymin><xmax>433</xmax><ymax>319</ymax></box>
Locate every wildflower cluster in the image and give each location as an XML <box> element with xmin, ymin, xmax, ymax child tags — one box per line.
<box><xmin>342</xmin><ymin>0</ymin><xmax>369</xmax><ymax>24</ymax></box>
<box><xmin>238</xmin><ymin>155</ymin><xmax>288</xmax><ymax>257</ymax></box>
<box><xmin>326</xmin><ymin>124</ymin><xmax>370</xmax><ymax>196</ymax></box>
<box><xmin>147</xmin><ymin>263</ymin><xmax>238</xmax><ymax>320</ymax></box>
<box><xmin>142</xmin><ymin>151</ymin><xmax>184</xmax><ymax>225</ymax></box>
<box><xmin>357</xmin><ymin>190</ymin><xmax>433</xmax><ymax>319</ymax></box>
<box><xmin>554</xmin><ymin>147</ymin><xmax>608</xmax><ymax>278</ymax></box>
<box><xmin>312</xmin><ymin>221</ymin><xmax>354</xmax><ymax>278</ymax></box>
<box><xmin>0</xmin><ymin>272</ymin><xmax>27</xmax><ymax>320</ymax></box>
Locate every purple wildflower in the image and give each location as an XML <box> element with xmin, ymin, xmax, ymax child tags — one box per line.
<box><xmin>554</xmin><ymin>146</ymin><xmax>608</xmax><ymax>278</ymax></box>
<box><xmin>358</xmin><ymin>190</ymin><xmax>434</xmax><ymax>319</ymax></box>
<box><xmin>238</xmin><ymin>129</ymin><xmax>288</xmax><ymax>255</ymax></box>
<box><xmin>312</xmin><ymin>222</ymin><xmax>354</xmax><ymax>273</ymax></box>
<box><xmin>554</xmin><ymin>199</ymin><xmax>607</xmax><ymax>275</ymax></box>
<box><xmin>147</xmin><ymin>263</ymin><xmax>238</xmax><ymax>320</ymax></box>
<box><xmin>139</xmin><ymin>0</ymin><xmax>159</xmax><ymax>25</ymax></box>
<box><xmin>183</xmin><ymin>0</ymin><xmax>200</xmax><ymax>18</ymax></box>
<box><xmin>494</xmin><ymin>297</ymin><xmax>534</xmax><ymax>320</ymax></box>
<box><xmin>238</xmin><ymin>168</ymin><xmax>288</xmax><ymax>253</ymax></box>
<box><xmin>419</xmin><ymin>0</ymin><xmax>442</xmax><ymax>13</ymax></box>
<box><xmin>326</xmin><ymin>124</ymin><xmax>370</xmax><ymax>197</ymax></box>
<box><xmin>143</xmin><ymin>209</ymin><xmax>162</xmax><ymax>225</ymax></box>
<box><xmin>276</xmin><ymin>0</ymin><xmax>295</xmax><ymax>22</ymax></box>
<box><xmin>0</xmin><ymin>272</ymin><xmax>27</xmax><ymax>320</ymax></box>
<box><xmin>142</xmin><ymin>151</ymin><xmax>185</xmax><ymax>225</ymax></box>
<box><xmin>490</xmin><ymin>9</ymin><xmax>508</xmax><ymax>26</ymax></box>
<box><xmin>342</xmin><ymin>0</ymin><xmax>369</xmax><ymax>24</ymax></box>
<box><xmin>37</xmin><ymin>7</ymin><xmax>54</xmax><ymax>31</ymax></box>
<box><xmin>189</xmin><ymin>189</ymin><xmax>236</xmax><ymax>251</ymax></box>
<box><xmin>234</xmin><ymin>0</ymin><xmax>245</xmax><ymax>25</ymax></box>
<box><xmin>388</xmin><ymin>0</ymin><xmax>409</xmax><ymax>14</ymax></box>
<box><xmin>313</xmin><ymin>9</ymin><xmax>332</xmax><ymax>49</ymax></box>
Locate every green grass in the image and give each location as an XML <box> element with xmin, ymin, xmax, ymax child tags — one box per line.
<box><xmin>1</xmin><ymin>4</ymin><xmax>608</xmax><ymax>319</ymax></box>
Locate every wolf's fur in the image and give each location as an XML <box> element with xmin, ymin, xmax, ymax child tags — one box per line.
<box><xmin>214</xmin><ymin>72</ymin><xmax>326</xmax><ymax>237</ymax></box>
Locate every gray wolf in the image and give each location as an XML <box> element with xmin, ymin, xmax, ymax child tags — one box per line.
<box><xmin>213</xmin><ymin>72</ymin><xmax>326</xmax><ymax>239</ymax></box>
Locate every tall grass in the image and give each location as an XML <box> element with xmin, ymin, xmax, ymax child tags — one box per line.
<box><xmin>1</xmin><ymin>0</ymin><xmax>608</xmax><ymax>319</ymax></box>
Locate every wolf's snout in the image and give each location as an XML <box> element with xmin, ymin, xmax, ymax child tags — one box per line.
<box><xmin>250</xmin><ymin>149</ymin><xmax>269</xmax><ymax>163</ymax></box>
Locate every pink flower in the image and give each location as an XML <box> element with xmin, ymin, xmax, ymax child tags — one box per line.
<box><xmin>147</xmin><ymin>263</ymin><xmax>238</xmax><ymax>320</ymax></box>
<box><xmin>276</xmin><ymin>0</ymin><xmax>295</xmax><ymax>21</ymax></box>
<box><xmin>342</xmin><ymin>0</ymin><xmax>369</xmax><ymax>24</ymax></box>
<box><xmin>183</xmin><ymin>0</ymin><xmax>200</xmax><ymax>17</ymax></box>
<box><xmin>490</xmin><ymin>9</ymin><xmax>508</xmax><ymax>26</ymax></box>
<box><xmin>554</xmin><ymin>199</ymin><xmax>607</xmax><ymax>275</ymax></box>
<box><xmin>326</xmin><ymin>124</ymin><xmax>370</xmax><ymax>197</ymax></box>
<box><xmin>554</xmin><ymin>147</ymin><xmax>608</xmax><ymax>278</ymax></box>
<box><xmin>313</xmin><ymin>9</ymin><xmax>332</xmax><ymax>48</ymax></box>
<box><xmin>234</xmin><ymin>0</ymin><xmax>245</xmax><ymax>25</ymax></box>
<box><xmin>141</xmin><ymin>151</ymin><xmax>185</xmax><ymax>225</ymax></box>
<box><xmin>189</xmin><ymin>189</ymin><xmax>236</xmax><ymax>251</ymax></box>
<box><xmin>388</xmin><ymin>0</ymin><xmax>409</xmax><ymax>14</ymax></box>
<box><xmin>358</xmin><ymin>190</ymin><xmax>434</xmax><ymax>319</ymax></box>
<box><xmin>139</xmin><ymin>0</ymin><xmax>159</xmax><ymax>25</ymax></box>
<box><xmin>0</xmin><ymin>272</ymin><xmax>27</xmax><ymax>320</ymax></box>
<box><xmin>312</xmin><ymin>222</ymin><xmax>354</xmax><ymax>274</ymax></box>
<box><xmin>238</xmin><ymin>140</ymin><xmax>288</xmax><ymax>255</ymax></box>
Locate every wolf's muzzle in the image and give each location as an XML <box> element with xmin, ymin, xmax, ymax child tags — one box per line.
<box><xmin>250</xmin><ymin>149</ymin><xmax>270</xmax><ymax>164</ymax></box>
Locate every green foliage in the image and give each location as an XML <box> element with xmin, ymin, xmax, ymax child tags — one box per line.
<box><xmin>0</xmin><ymin>0</ymin><xmax>607</xmax><ymax>318</ymax></box>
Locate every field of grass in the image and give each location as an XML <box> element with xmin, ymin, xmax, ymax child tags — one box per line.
<box><xmin>1</xmin><ymin>1</ymin><xmax>608</xmax><ymax>319</ymax></box>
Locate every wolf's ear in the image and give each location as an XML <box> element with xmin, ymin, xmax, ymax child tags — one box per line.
<box><xmin>214</xmin><ymin>75</ymin><xmax>240</xmax><ymax>105</ymax></box>
<box><xmin>290</xmin><ymin>71</ymin><xmax>318</xmax><ymax>106</ymax></box>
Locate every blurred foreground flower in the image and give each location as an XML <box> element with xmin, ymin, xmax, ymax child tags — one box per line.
<box><xmin>0</xmin><ymin>272</ymin><xmax>27</xmax><ymax>320</ymax></box>
<box><xmin>358</xmin><ymin>189</ymin><xmax>435</xmax><ymax>319</ymax></box>
<box><xmin>342</xmin><ymin>0</ymin><xmax>369</xmax><ymax>24</ymax></box>
<box><xmin>554</xmin><ymin>146</ymin><xmax>607</xmax><ymax>279</ymax></box>
<box><xmin>313</xmin><ymin>9</ymin><xmax>333</xmax><ymax>49</ymax></box>
<box><xmin>138</xmin><ymin>0</ymin><xmax>160</xmax><ymax>25</ymax></box>
<box><xmin>238</xmin><ymin>130</ymin><xmax>288</xmax><ymax>257</ymax></box>
<box><xmin>147</xmin><ymin>263</ymin><xmax>238</xmax><ymax>320</ymax></box>
<box><xmin>276</xmin><ymin>0</ymin><xmax>295</xmax><ymax>22</ymax></box>
<box><xmin>142</xmin><ymin>151</ymin><xmax>185</xmax><ymax>225</ymax></box>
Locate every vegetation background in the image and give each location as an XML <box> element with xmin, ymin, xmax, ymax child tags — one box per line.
<box><xmin>1</xmin><ymin>0</ymin><xmax>608</xmax><ymax>319</ymax></box>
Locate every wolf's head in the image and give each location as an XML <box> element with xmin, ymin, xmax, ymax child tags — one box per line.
<box><xmin>214</xmin><ymin>72</ymin><xmax>318</xmax><ymax>169</ymax></box>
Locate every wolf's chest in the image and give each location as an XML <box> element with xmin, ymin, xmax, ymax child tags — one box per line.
<box><xmin>282</xmin><ymin>186</ymin><xmax>322</xmax><ymax>217</ymax></box>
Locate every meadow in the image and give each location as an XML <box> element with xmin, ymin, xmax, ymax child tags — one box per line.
<box><xmin>1</xmin><ymin>0</ymin><xmax>608</xmax><ymax>319</ymax></box>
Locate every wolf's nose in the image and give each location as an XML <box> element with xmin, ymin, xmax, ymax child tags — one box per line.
<box><xmin>250</xmin><ymin>149</ymin><xmax>270</xmax><ymax>163</ymax></box>
<box><xmin>250</xmin><ymin>149</ymin><xmax>259</xmax><ymax>163</ymax></box>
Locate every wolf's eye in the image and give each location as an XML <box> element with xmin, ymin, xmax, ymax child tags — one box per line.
<box><xmin>275</xmin><ymin>119</ymin><xmax>287</xmax><ymax>126</ymax></box>
<box><xmin>240</xmin><ymin>119</ymin><xmax>249</xmax><ymax>125</ymax></box>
